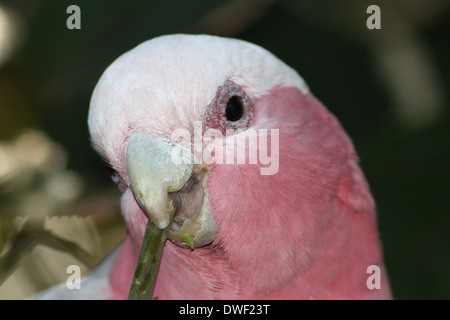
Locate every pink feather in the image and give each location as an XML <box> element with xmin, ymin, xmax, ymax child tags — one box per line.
<box><xmin>107</xmin><ymin>87</ymin><xmax>391</xmax><ymax>299</ymax></box>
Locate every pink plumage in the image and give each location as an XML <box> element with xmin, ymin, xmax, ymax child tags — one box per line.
<box><xmin>38</xmin><ymin>34</ymin><xmax>391</xmax><ymax>299</ymax></box>
<box><xmin>109</xmin><ymin>87</ymin><xmax>391</xmax><ymax>299</ymax></box>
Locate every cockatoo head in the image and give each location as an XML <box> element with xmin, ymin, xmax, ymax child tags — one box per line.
<box><xmin>88</xmin><ymin>34</ymin><xmax>388</xmax><ymax>299</ymax></box>
<box><xmin>88</xmin><ymin>34</ymin><xmax>309</xmax><ymax>247</ymax></box>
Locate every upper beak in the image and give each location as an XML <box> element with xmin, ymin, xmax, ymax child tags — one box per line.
<box><xmin>126</xmin><ymin>131</ymin><xmax>193</xmax><ymax>229</ymax></box>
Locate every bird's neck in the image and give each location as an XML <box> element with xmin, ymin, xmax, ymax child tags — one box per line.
<box><xmin>108</xmin><ymin>233</ymin><xmax>242</xmax><ymax>299</ymax></box>
<box><xmin>108</xmin><ymin>219</ymin><xmax>391</xmax><ymax>300</ymax></box>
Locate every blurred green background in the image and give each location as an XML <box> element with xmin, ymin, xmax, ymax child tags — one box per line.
<box><xmin>0</xmin><ymin>0</ymin><xmax>449</xmax><ymax>299</ymax></box>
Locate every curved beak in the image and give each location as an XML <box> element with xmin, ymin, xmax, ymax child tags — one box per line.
<box><xmin>126</xmin><ymin>131</ymin><xmax>193</xmax><ymax>229</ymax></box>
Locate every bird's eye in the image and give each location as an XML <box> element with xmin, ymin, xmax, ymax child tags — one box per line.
<box><xmin>225</xmin><ymin>96</ymin><xmax>244</xmax><ymax>122</ymax></box>
<box><xmin>204</xmin><ymin>80</ymin><xmax>254</xmax><ymax>133</ymax></box>
<box><xmin>111</xmin><ymin>171</ymin><xmax>120</xmax><ymax>184</ymax></box>
<box><xmin>106</xmin><ymin>165</ymin><xmax>118</xmax><ymax>181</ymax></box>
<box><xmin>106</xmin><ymin>164</ymin><xmax>127</xmax><ymax>192</ymax></box>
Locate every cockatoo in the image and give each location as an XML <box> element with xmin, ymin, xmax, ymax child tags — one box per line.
<box><xmin>37</xmin><ymin>34</ymin><xmax>391</xmax><ymax>300</ymax></box>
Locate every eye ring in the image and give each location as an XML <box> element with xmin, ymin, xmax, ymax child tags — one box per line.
<box><xmin>225</xmin><ymin>96</ymin><xmax>244</xmax><ymax>122</ymax></box>
<box><xmin>203</xmin><ymin>80</ymin><xmax>254</xmax><ymax>133</ymax></box>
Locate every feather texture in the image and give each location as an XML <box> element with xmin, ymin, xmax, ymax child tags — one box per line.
<box><xmin>81</xmin><ymin>34</ymin><xmax>392</xmax><ymax>299</ymax></box>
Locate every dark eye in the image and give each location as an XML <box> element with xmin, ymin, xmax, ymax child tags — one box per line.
<box><xmin>225</xmin><ymin>96</ymin><xmax>244</xmax><ymax>122</ymax></box>
<box><xmin>204</xmin><ymin>80</ymin><xmax>254</xmax><ymax>133</ymax></box>
<box><xmin>106</xmin><ymin>165</ymin><xmax>119</xmax><ymax>183</ymax></box>
<box><xmin>106</xmin><ymin>164</ymin><xmax>127</xmax><ymax>191</ymax></box>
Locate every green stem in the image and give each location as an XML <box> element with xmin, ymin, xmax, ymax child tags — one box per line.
<box><xmin>127</xmin><ymin>220</ymin><xmax>170</xmax><ymax>300</ymax></box>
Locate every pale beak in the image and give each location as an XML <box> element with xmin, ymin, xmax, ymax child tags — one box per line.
<box><xmin>126</xmin><ymin>131</ymin><xmax>193</xmax><ymax>229</ymax></box>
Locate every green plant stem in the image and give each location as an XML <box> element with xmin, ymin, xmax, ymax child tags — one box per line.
<box><xmin>127</xmin><ymin>219</ymin><xmax>170</xmax><ymax>300</ymax></box>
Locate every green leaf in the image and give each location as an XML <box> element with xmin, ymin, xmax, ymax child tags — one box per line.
<box><xmin>180</xmin><ymin>233</ymin><xmax>194</xmax><ymax>250</ymax></box>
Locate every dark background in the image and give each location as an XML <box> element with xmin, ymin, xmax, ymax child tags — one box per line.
<box><xmin>0</xmin><ymin>0</ymin><xmax>449</xmax><ymax>299</ymax></box>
